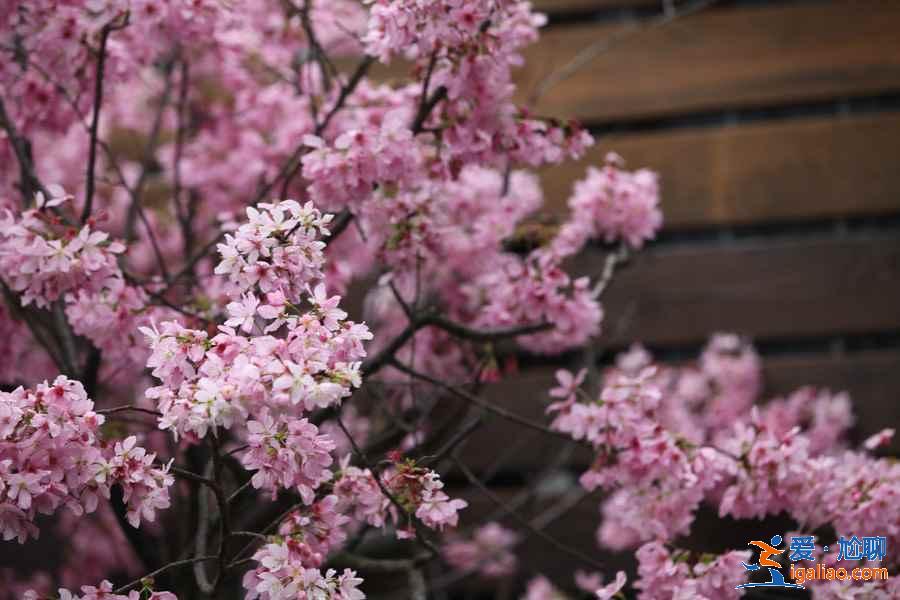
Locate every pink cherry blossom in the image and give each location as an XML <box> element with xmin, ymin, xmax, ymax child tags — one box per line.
<box><xmin>445</xmin><ymin>522</ymin><xmax>519</xmax><ymax>577</ymax></box>
<box><xmin>0</xmin><ymin>377</ymin><xmax>172</xmax><ymax>543</ymax></box>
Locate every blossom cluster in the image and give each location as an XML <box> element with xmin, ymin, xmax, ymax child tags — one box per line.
<box><xmin>25</xmin><ymin>580</ymin><xmax>175</xmax><ymax>600</ymax></box>
<box><xmin>521</xmin><ymin>571</ymin><xmax>627</xmax><ymax>600</ymax></box>
<box><xmin>332</xmin><ymin>455</ymin><xmax>468</xmax><ymax>538</ymax></box>
<box><xmin>243</xmin><ymin>558</ymin><xmax>364</xmax><ymax>600</ymax></box>
<box><xmin>332</xmin><ymin>457</ymin><xmax>390</xmax><ymax>528</ymax></box>
<box><xmin>444</xmin><ymin>522</ymin><xmax>519</xmax><ymax>578</ymax></box>
<box><xmin>301</xmin><ymin>113</ymin><xmax>424</xmax><ymax>212</ymax></box>
<box><xmin>0</xmin><ymin>0</ymin><xmax>220</xmax><ymax>137</ymax></box>
<box><xmin>634</xmin><ymin>542</ymin><xmax>750</xmax><ymax>600</ymax></box>
<box><xmin>551</xmin><ymin>153</ymin><xmax>662</xmax><ymax>254</ymax></box>
<box><xmin>142</xmin><ymin>201</ymin><xmax>371</xmax><ymax>443</ymax></box>
<box><xmin>0</xmin><ymin>376</ymin><xmax>172</xmax><ymax>543</ymax></box>
<box><xmin>547</xmin><ymin>335</ymin><xmax>900</xmax><ymax>598</ymax></box>
<box><xmin>242</xmin><ymin>495</ymin><xmax>362</xmax><ymax>600</ymax></box>
<box><xmin>215</xmin><ymin>200</ymin><xmax>333</xmax><ymax>302</ymax></box>
<box><xmin>241</xmin><ymin>411</ymin><xmax>336</xmax><ymax>503</ymax></box>
<box><xmin>381</xmin><ymin>460</ymin><xmax>469</xmax><ymax>537</ymax></box>
<box><xmin>141</xmin><ymin>309</ymin><xmax>370</xmax><ymax>441</ymax></box>
<box><xmin>0</xmin><ymin>188</ymin><xmax>169</xmax><ymax>373</ymax></box>
<box><xmin>0</xmin><ymin>196</ymin><xmax>124</xmax><ymax>308</ymax></box>
<box><xmin>363</xmin><ymin>0</ymin><xmax>501</xmax><ymax>62</ymax></box>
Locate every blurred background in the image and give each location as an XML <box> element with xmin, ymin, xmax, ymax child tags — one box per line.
<box><xmin>437</xmin><ymin>0</ymin><xmax>900</xmax><ymax>596</ymax></box>
<box><xmin>3</xmin><ymin>1</ymin><xmax>899</xmax><ymax>598</ymax></box>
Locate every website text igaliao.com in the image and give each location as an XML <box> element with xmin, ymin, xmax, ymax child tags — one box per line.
<box><xmin>790</xmin><ymin>563</ymin><xmax>890</xmax><ymax>584</ymax></box>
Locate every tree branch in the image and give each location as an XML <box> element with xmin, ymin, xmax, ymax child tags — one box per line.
<box><xmin>0</xmin><ymin>96</ymin><xmax>50</xmax><ymax>206</ymax></box>
<box><xmin>82</xmin><ymin>18</ymin><xmax>126</xmax><ymax>223</ymax></box>
<box><xmin>98</xmin><ymin>405</ymin><xmax>163</xmax><ymax>417</ymax></box>
<box><xmin>361</xmin><ymin>311</ymin><xmax>551</xmax><ymax>377</ymax></box>
<box><xmin>411</xmin><ymin>85</ymin><xmax>447</xmax><ymax>135</ymax></box>
<box><xmin>388</xmin><ymin>359</ymin><xmax>575</xmax><ymax>442</ymax></box>
<box><xmin>112</xmin><ymin>555</ymin><xmax>217</xmax><ymax>595</ymax></box>
<box><xmin>451</xmin><ymin>456</ymin><xmax>605</xmax><ymax>570</ymax></box>
<box><xmin>335</xmin><ymin>416</ymin><xmax>441</xmax><ymax>556</ymax></box>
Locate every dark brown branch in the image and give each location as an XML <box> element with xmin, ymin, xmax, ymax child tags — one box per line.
<box><xmin>388</xmin><ymin>280</ymin><xmax>414</xmax><ymax>318</ymax></box>
<box><xmin>1</xmin><ymin>283</ymin><xmax>72</xmax><ymax>374</ymax></box>
<box><xmin>81</xmin><ymin>348</ymin><xmax>103</xmax><ymax>397</ymax></box>
<box><xmin>82</xmin><ymin>18</ymin><xmax>126</xmax><ymax>223</ymax></box>
<box><xmin>294</xmin><ymin>0</ymin><xmax>338</xmax><ymax>94</ymax></box>
<box><xmin>98</xmin><ymin>405</ymin><xmax>163</xmax><ymax>417</ymax></box>
<box><xmin>169</xmin><ymin>464</ymin><xmax>215</xmax><ymax>486</ymax></box>
<box><xmin>361</xmin><ymin>321</ymin><xmax>419</xmax><ymax>376</ymax></box>
<box><xmin>0</xmin><ymin>96</ymin><xmax>50</xmax><ymax>206</ymax></box>
<box><xmin>208</xmin><ymin>434</ymin><xmax>232</xmax><ymax>591</ymax></box>
<box><xmin>388</xmin><ymin>359</ymin><xmax>575</xmax><ymax>442</ymax></box>
<box><xmin>137</xmin><ymin>204</ymin><xmax>171</xmax><ymax>281</ymax></box>
<box><xmin>326</xmin><ymin>209</ymin><xmax>354</xmax><ymax>246</ymax></box>
<box><xmin>411</xmin><ymin>85</ymin><xmax>447</xmax><ymax>135</ymax></box>
<box><xmin>361</xmin><ymin>312</ymin><xmax>552</xmax><ymax>377</ymax></box>
<box><xmin>317</xmin><ymin>56</ymin><xmax>376</xmax><ymax>136</ymax></box>
<box><xmin>419</xmin><ymin>314</ymin><xmax>552</xmax><ymax>343</ymax></box>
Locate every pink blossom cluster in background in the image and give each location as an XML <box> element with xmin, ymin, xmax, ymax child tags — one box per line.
<box><xmin>534</xmin><ymin>335</ymin><xmax>899</xmax><ymax>599</ymax></box>
<box><xmin>0</xmin><ymin>377</ymin><xmax>172</xmax><ymax>543</ymax></box>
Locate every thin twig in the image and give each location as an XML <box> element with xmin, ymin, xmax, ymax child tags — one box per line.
<box><xmin>98</xmin><ymin>405</ymin><xmax>163</xmax><ymax>417</ymax></box>
<box><xmin>335</xmin><ymin>416</ymin><xmax>441</xmax><ymax>556</ymax></box>
<box><xmin>227</xmin><ymin>479</ymin><xmax>253</xmax><ymax>504</ymax></box>
<box><xmin>124</xmin><ymin>57</ymin><xmax>177</xmax><ymax>240</ymax></box>
<box><xmin>452</xmin><ymin>456</ymin><xmax>605</xmax><ymax>570</ymax></box>
<box><xmin>591</xmin><ymin>243</ymin><xmax>629</xmax><ymax>299</ymax></box>
<box><xmin>361</xmin><ymin>313</ymin><xmax>551</xmax><ymax>377</ymax></box>
<box><xmin>389</xmin><ymin>359</ymin><xmax>577</xmax><ymax>442</ymax></box>
<box><xmin>255</xmin><ymin>55</ymin><xmax>375</xmax><ymax>205</ymax></box>
<box><xmin>112</xmin><ymin>555</ymin><xmax>217</xmax><ymax>594</ymax></box>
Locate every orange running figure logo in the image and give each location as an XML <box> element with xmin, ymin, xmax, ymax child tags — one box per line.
<box><xmin>736</xmin><ymin>535</ymin><xmax>805</xmax><ymax>590</ymax></box>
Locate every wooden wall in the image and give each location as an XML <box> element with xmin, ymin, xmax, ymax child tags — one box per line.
<box><xmin>443</xmin><ymin>0</ymin><xmax>900</xmax><ymax>593</ymax></box>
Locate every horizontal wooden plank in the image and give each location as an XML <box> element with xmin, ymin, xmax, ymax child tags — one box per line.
<box><xmin>532</xmin><ymin>0</ymin><xmax>660</xmax><ymax>12</ymax></box>
<box><xmin>541</xmin><ymin>113</ymin><xmax>900</xmax><ymax>229</ymax></box>
<box><xmin>456</xmin><ymin>349</ymin><xmax>900</xmax><ymax>475</ymax></box>
<box><xmin>582</xmin><ymin>236</ymin><xmax>900</xmax><ymax>347</ymax></box>
<box><xmin>517</xmin><ymin>0</ymin><xmax>900</xmax><ymax>122</ymax></box>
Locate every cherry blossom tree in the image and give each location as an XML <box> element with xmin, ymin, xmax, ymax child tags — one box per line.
<box><xmin>0</xmin><ymin>1</ymin><xmax>896</xmax><ymax>599</ymax></box>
